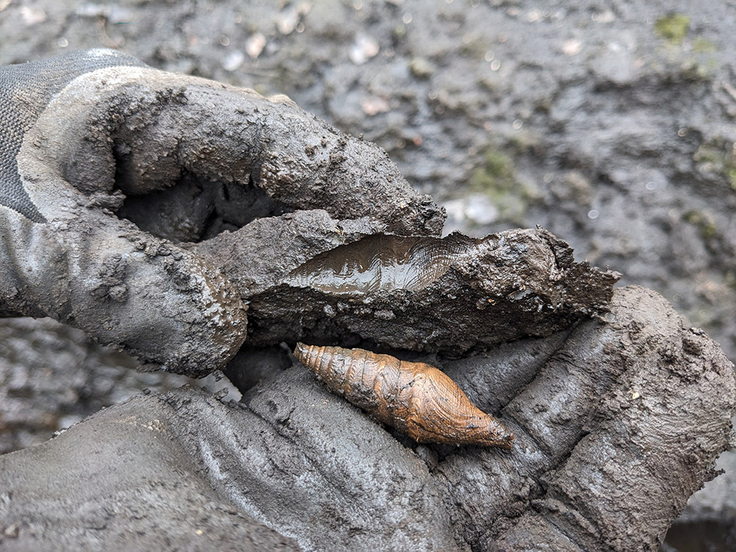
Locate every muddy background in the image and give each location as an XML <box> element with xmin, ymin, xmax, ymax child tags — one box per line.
<box><xmin>1</xmin><ymin>0</ymin><xmax>735</xmax><ymax>549</ymax></box>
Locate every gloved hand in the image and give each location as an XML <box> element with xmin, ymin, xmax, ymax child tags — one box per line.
<box><xmin>1</xmin><ymin>287</ymin><xmax>734</xmax><ymax>551</ymax></box>
<box><xmin>1</xmin><ymin>51</ymin><xmax>734</xmax><ymax>552</ymax></box>
<box><xmin>0</xmin><ymin>49</ymin><xmax>443</xmax><ymax>376</ymax></box>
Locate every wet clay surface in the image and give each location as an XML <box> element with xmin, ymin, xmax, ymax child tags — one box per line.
<box><xmin>237</xmin><ymin>226</ymin><xmax>618</xmax><ymax>352</ymax></box>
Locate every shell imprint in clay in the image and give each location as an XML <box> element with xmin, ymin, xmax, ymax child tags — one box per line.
<box><xmin>294</xmin><ymin>343</ymin><xmax>513</xmax><ymax>449</ymax></box>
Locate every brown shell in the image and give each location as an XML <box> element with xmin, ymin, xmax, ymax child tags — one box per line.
<box><xmin>294</xmin><ymin>343</ymin><xmax>513</xmax><ymax>449</ymax></box>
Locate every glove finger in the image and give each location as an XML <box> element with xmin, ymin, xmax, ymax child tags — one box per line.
<box><xmin>0</xmin><ymin>49</ymin><xmax>145</xmax><ymax>224</ymax></box>
<box><xmin>0</xmin><ymin>202</ymin><xmax>246</xmax><ymax>377</ymax></box>
<box><xmin>18</xmin><ymin>58</ymin><xmax>443</xmax><ymax>239</ymax></box>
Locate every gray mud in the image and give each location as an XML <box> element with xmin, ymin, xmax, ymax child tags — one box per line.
<box><xmin>0</xmin><ymin>317</ymin><xmax>189</xmax><ymax>455</ymax></box>
<box><xmin>2</xmin><ymin>0</ymin><xmax>736</xmax><ymax>549</ymax></box>
<box><xmin>219</xmin><ymin>225</ymin><xmax>618</xmax><ymax>352</ymax></box>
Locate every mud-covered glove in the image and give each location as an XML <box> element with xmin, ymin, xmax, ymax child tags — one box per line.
<box><xmin>3</xmin><ymin>51</ymin><xmax>733</xmax><ymax>552</ymax></box>
<box><xmin>1</xmin><ymin>287</ymin><xmax>734</xmax><ymax>551</ymax></box>
<box><xmin>0</xmin><ymin>49</ymin><xmax>443</xmax><ymax>376</ymax></box>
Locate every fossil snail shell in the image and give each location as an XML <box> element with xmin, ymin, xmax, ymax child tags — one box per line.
<box><xmin>294</xmin><ymin>343</ymin><xmax>513</xmax><ymax>449</ymax></box>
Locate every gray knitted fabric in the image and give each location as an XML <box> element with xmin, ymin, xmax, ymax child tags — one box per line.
<box><xmin>0</xmin><ymin>49</ymin><xmax>145</xmax><ymax>222</ymax></box>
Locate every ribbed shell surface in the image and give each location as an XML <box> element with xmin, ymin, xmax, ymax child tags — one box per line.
<box><xmin>294</xmin><ymin>343</ymin><xmax>513</xmax><ymax>448</ymax></box>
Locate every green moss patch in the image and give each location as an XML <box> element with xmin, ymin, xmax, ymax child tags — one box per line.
<box><xmin>468</xmin><ymin>147</ymin><xmax>537</xmax><ymax>225</ymax></box>
<box><xmin>655</xmin><ymin>14</ymin><xmax>690</xmax><ymax>44</ymax></box>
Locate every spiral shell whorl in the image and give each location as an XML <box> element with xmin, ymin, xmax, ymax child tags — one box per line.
<box><xmin>295</xmin><ymin>343</ymin><xmax>513</xmax><ymax>449</ymax></box>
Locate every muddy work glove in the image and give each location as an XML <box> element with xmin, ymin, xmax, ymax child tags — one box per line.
<box><xmin>0</xmin><ymin>49</ymin><xmax>442</xmax><ymax>376</ymax></box>
<box><xmin>2</xmin><ymin>51</ymin><xmax>734</xmax><ymax>552</ymax></box>
<box><xmin>1</xmin><ymin>287</ymin><xmax>734</xmax><ymax>551</ymax></box>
